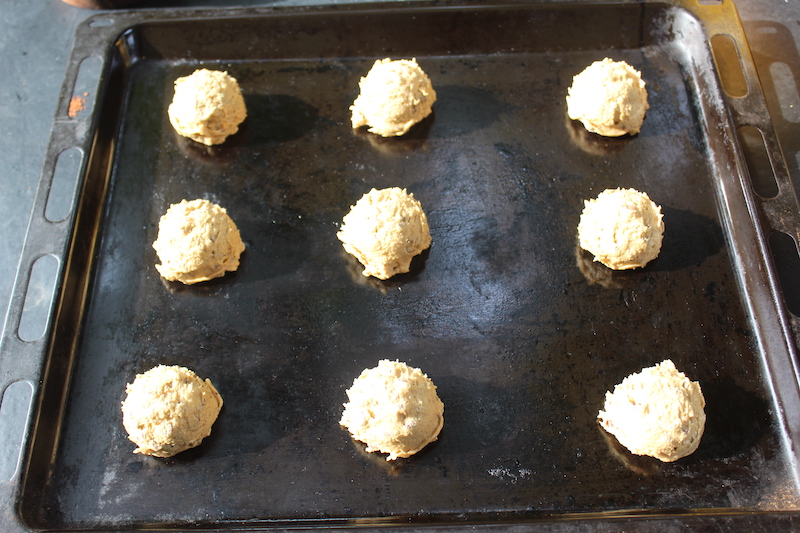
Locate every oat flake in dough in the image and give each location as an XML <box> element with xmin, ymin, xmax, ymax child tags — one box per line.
<box><xmin>577</xmin><ymin>188</ymin><xmax>664</xmax><ymax>270</ymax></box>
<box><xmin>153</xmin><ymin>199</ymin><xmax>245</xmax><ymax>284</ymax></box>
<box><xmin>598</xmin><ymin>360</ymin><xmax>706</xmax><ymax>462</ymax></box>
<box><xmin>340</xmin><ymin>360</ymin><xmax>444</xmax><ymax>460</ymax></box>
<box><xmin>168</xmin><ymin>69</ymin><xmax>247</xmax><ymax>146</ymax></box>
<box><xmin>566</xmin><ymin>58</ymin><xmax>649</xmax><ymax>137</ymax></box>
<box><xmin>337</xmin><ymin>187</ymin><xmax>431</xmax><ymax>280</ymax></box>
<box><xmin>350</xmin><ymin>58</ymin><xmax>436</xmax><ymax>137</ymax></box>
<box><xmin>121</xmin><ymin>365</ymin><xmax>223</xmax><ymax>458</ymax></box>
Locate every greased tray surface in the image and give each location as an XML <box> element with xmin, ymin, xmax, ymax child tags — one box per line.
<box><xmin>5</xmin><ymin>0</ymin><xmax>800</xmax><ymax>530</ymax></box>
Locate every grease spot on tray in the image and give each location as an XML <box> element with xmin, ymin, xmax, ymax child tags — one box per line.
<box><xmin>488</xmin><ymin>466</ymin><xmax>533</xmax><ymax>484</ymax></box>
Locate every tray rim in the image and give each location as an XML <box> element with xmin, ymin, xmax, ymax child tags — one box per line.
<box><xmin>3</xmin><ymin>0</ymin><xmax>800</xmax><ymax>530</ymax></box>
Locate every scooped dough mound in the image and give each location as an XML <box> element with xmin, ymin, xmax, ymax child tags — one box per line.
<box><xmin>337</xmin><ymin>187</ymin><xmax>431</xmax><ymax>280</ymax></box>
<box><xmin>566</xmin><ymin>58</ymin><xmax>649</xmax><ymax>137</ymax></box>
<box><xmin>350</xmin><ymin>58</ymin><xmax>436</xmax><ymax>137</ymax></box>
<box><xmin>598</xmin><ymin>360</ymin><xmax>705</xmax><ymax>462</ymax></box>
<box><xmin>153</xmin><ymin>199</ymin><xmax>245</xmax><ymax>284</ymax></box>
<box><xmin>577</xmin><ymin>188</ymin><xmax>664</xmax><ymax>270</ymax></box>
<box><xmin>121</xmin><ymin>365</ymin><xmax>223</xmax><ymax>458</ymax></box>
<box><xmin>168</xmin><ymin>69</ymin><xmax>247</xmax><ymax>145</ymax></box>
<box><xmin>340</xmin><ymin>360</ymin><xmax>444</xmax><ymax>460</ymax></box>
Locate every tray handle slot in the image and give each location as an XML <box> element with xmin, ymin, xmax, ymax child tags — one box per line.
<box><xmin>769</xmin><ymin>232</ymin><xmax>800</xmax><ymax>318</ymax></box>
<box><xmin>88</xmin><ymin>17</ymin><xmax>114</xmax><ymax>29</ymax></box>
<box><xmin>45</xmin><ymin>148</ymin><xmax>83</xmax><ymax>223</ymax></box>
<box><xmin>17</xmin><ymin>255</ymin><xmax>60</xmax><ymax>344</ymax></box>
<box><xmin>738</xmin><ymin>125</ymin><xmax>779</xmax><ymax>199</ymax></box>
<box><xmin>710</xmin><ymin>33</ymin><xmax>748</xmax><ymax>98</ymax></box>
<box><xmin>0</xmin><ymin>381</ymin><xmax>33</xmax><ymax>483</ymax></box>
<box><xmin>66</xmin><ymin>56</ymin><xmax>102</xmax><ymax>121</ymax></box>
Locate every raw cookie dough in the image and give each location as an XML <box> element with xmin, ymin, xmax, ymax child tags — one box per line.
<box><xmin>598</xmin><ymin>360</ymin><xmax>706</xmax><ymax>462</ymax></box>
<box><xmin>566</xmin><ymin>58</ymin><xmax>649</xmax><ymax>137</ymax></box>
<box><xmin>340</xmin><ymin>360</ymin><xmax>444</xmax><ymax>460</ymax></box>
<box><xmin>121</xmin><ymin>365</ymin><xmax>223</xmax><ymax>458</ymax></box>
<box><xmin>350</xmin><ymin>58</ymin><xmax>436</xmax><ymax>137</ymax></box>
<box><xmin>153</xmin><ymin>198</ymin><xmax>245</xmax><ymax>284</ymax></box>
<box><xmin>577</xmin><ymin>188</ymin><xmax>664</xmax><ymax>270</ymax></box>
<box><xmin>337</xmin><ymin>187</ymin><xmax>431</xmax><ymax>280</ymax></box>
<box><xmin>168</xmin><ymin>69</ymin><xmax>247</xmax><ymax>146</ymax></box>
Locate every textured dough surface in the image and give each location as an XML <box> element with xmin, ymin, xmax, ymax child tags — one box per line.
<box><xmin>168</xmin><ymin>69</ymin><xmax>247</xmax><ymax>145</ymax></box>
<box><xmin>566</xmin><ymin>58</ymin><xmax>649</xmax><ymax>137</ymax></box>
<box><xmin>577</xmin><ymin>188</ymin><xmax>664</xmax><ymax>270</ymax></box>
<box><xmin>350</xmin><ymin>58</ymin><xmax>436</xmax><ymax>137</ymax></box>
<box><xmin>121</xmin><ymin>365</ymin><xmax>223</xmax><ymax>458</ymax></box>
<box><xmin>598</xmin><ymin>360</ymin><xmax>705</xmax><ymax>462</ymax></box>
<box><xmin>337</xmin><ymin>187</ymin><xmax>431</xmax><ymax>280</ymax></box>
<box><xmin>340</xmin><ymin>360</ymin><xmax>444</xmax><ymax>460</ymax></box>
<box><xmin>153</xmin><ymin>199</ymin><xmax>245</xmax><ymax>284</ymax></box>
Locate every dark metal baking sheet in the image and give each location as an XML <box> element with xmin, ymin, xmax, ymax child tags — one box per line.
<box><xmin>3</xmin><ymin>0</ymin><xmax>800</xmax><ymax>530</ymax></box>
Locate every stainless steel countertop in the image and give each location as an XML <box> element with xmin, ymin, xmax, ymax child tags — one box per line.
<box><xmin>1</xmin><ymin>0</ymin><xmax>798</xmax><ymax>336</ymax></box>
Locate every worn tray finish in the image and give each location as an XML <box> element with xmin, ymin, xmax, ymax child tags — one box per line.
<box><xmin>2</xmin><ymin>0</ymin><xmax>800</xmax><ymax>530</ymax></box>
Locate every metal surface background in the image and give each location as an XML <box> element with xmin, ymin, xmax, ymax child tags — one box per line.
<box><xmin>3</xmin><ymin>0</ymin><xmax>800</xmax><ymax>530</ymax></box>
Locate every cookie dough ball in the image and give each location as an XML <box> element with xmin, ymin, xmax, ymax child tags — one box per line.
<box><xmin>121</xmin><ymin>365</ymin><xmax>223</xmax><ymax>458</ymax></box>
<box><xmin>566</xmin><ymin>58</ymin><xmax>649</xmax><ymax>137</ymax></box>
<box><xmin>577</xmin><ymin>188</ymin><xmax>664</xmax><ymax>270</ymax></box>
<box><xmin>153</xmin><ymin>199</ymin><xmax>245</xmax><ymax>284</ymax></box>
<box><xmin>598</xmin><ymin>360</ymin><xmax>705</xmax><ymax>462</ymax></box>
<box><xmin>340</xmin><ymin>360</ymin><xmax>444</xmax><ymax>460</ymax></box>
<box><xmin>350</xmin><ymin>58</ymin><xmax>436</xmax><ymax>137</ymax></box>
<box><xmin>168</xmin><ymin>69</ymin><xmax>247</xmax><ymax>146</ymax></box>
<box><xmin>337</xmin><ymin>187</ymin><xmax>431</xmax><ymax>280</ymax></box>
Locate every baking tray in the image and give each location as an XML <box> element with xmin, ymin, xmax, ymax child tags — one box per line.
<box><xmin>2</xmin><ymin>0</ymin><xmax>800</xmax><ymax>530</ymax></box>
